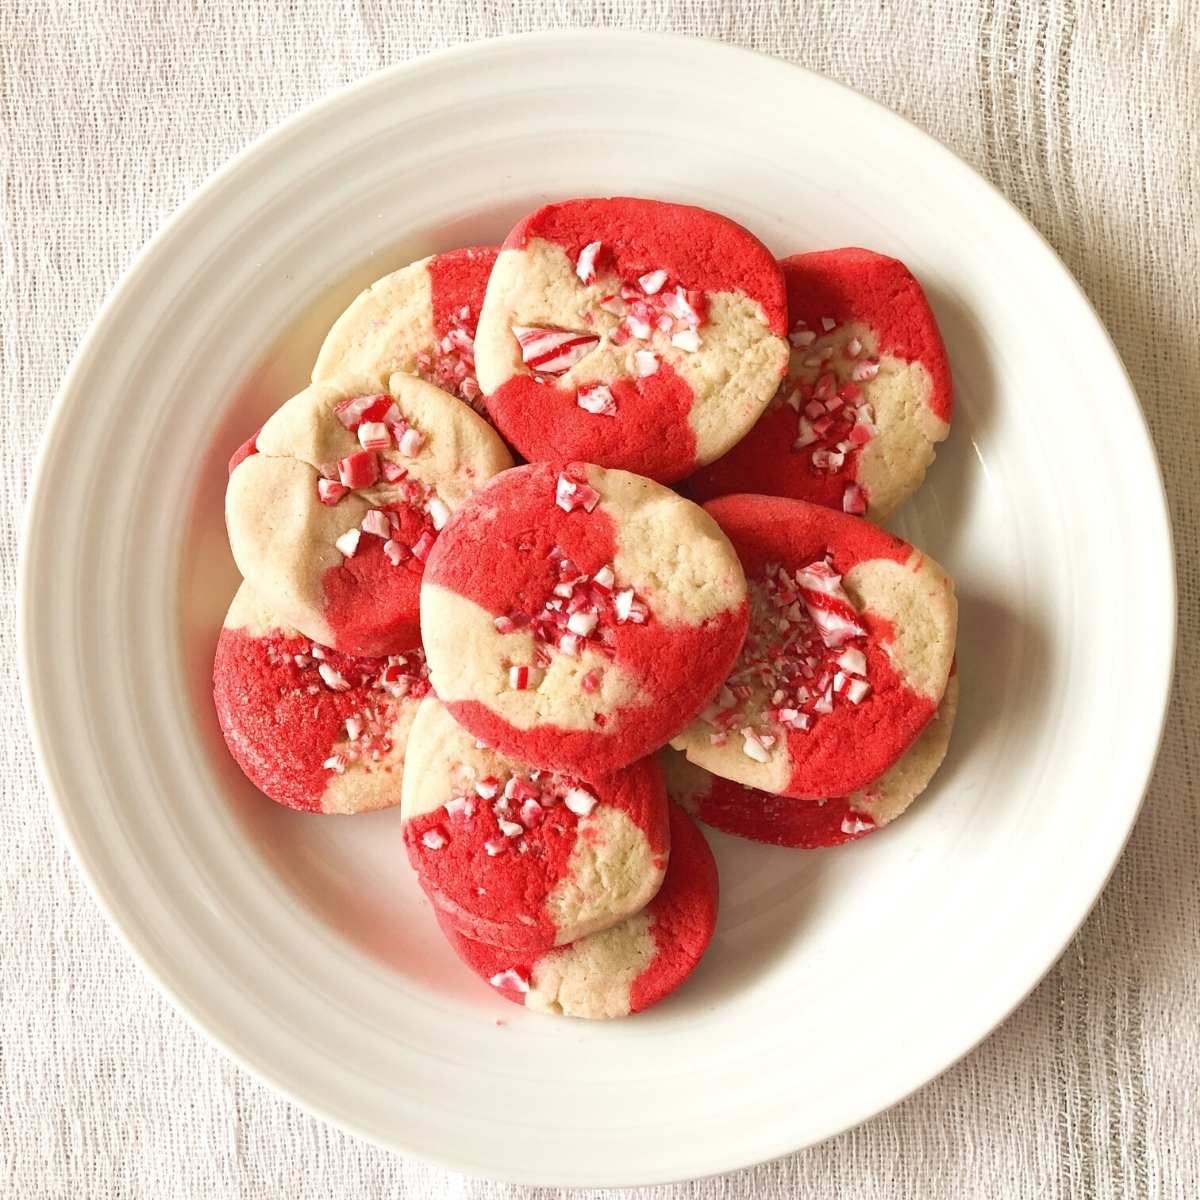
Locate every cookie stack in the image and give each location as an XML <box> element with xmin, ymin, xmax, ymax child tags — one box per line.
<box><xmin>216</xmin><ymin>197</ymin><xmax>958</xmax><ymax>1019</ymax></box>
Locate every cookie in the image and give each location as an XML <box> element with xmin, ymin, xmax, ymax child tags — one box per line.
<box><xmin>226</xmin><ymin>373</ymin><xmax>513</xmax><ymax>657</ymax></box>
<box><xmin>473</xmin><ymin>197</ymin><xmax>789</xmax><ymax>483</ymax></box>
<box><xmin>670</xmin><ymin>494</ymin><xmax>956</xmax><ymax>799</ymax></box>
<box><xmin>401</xmin><ymin>696</ymin><xmax>669</xmax><ymax>952</ymax></box>
<box><xmin>212</xmin><ymin>583</ymin><xmax>430</xmax><ymax>814</ymax></box>
<box><xmin>312</xmin><ymin>246</ymin><xmax>498</xmax><ymax>414</ymax></box>
<box><xmin>683</xmin><ymin>249</ymin><xmax>952</xmax><ymax>520</ymax></box>
<box><xmin>420</xmin><ymin>461</ymin><xmax>749</xmax><ymax>777</ymax></box>
<box><xmin>664</xmin><ymin>673</ymin><xmax>958</xmax><ymax>847</ymax></box>
<box><xmin>436</xmin><ymin>802</ymin><xmax>717</xmax><ymax>1019</ymax></box>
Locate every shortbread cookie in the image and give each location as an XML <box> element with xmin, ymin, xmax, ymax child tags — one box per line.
<box><xmin>474</xmin><ymin>198</ymin><xmax>789</xmax><ymax>482</ymax></box>
<box><xmin>420</xmin><ymin>461</ymin><xmax>749</xmax><ymax>776</ymax></box>
<box><xmin>313</xmin><ymin>245</ymin><xmax>498</xmax><ymax>413</ymax></box>
<box><xmin>213</xmin><ymin>583</ymin><xmax>430</xmax><ymax>814</ymax></box>
<box><xmin>664</xmin><ymin>673</ymin><xmax>958</xmax><ymax>847</ymax></box>
<box><xmin>401</xmin><ymin>696</ymin><xmax>669</xmax><ymax>952</ymax></box>
<box><xmin>683</xmin><ymin>249</ymin><xmax>952</xmax><ymax>519</ymax></box>
<box><xmin>226</xmin><ymin>373</ymin><xmax>512</xmax><ymax>657</ymax></box>
<box><xmin>671</xmin><ymin>494</ymin><xmax>956</xmax><ymax>799</ymax></box>
<box><xmin>437</xmin><ymin>802</ymin><xmax>717</xmax><ymax>1018</ymax></box>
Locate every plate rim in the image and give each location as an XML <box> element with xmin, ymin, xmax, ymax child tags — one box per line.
<box><xmin>18</xmin><ymin>29</ymin><xmax>1177</xmax><ymax>1185</ymax></box>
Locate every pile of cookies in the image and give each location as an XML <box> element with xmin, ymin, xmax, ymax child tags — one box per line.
<box><xmin>215</xmin><ymin>198</ymin><xmax>958</xmax><ymax>1020</ymax></box>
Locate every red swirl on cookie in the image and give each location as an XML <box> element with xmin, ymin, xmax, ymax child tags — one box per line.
<box><xmin>313</xmin><ymin>246</ymin><xmax>499</xmax><ymax>415</ymax></box>
<box><xmin>684</xmin><ymin>249</ymin><xmax>953</xmax><ymax>519</ymax></box>
<box><xmin>473</xmin><ymin>198</ymin><xmax>789</xmax><ymax>483</ymax></box>
<box><xmin>213</xmin><ymin>584</ymin><xmax>430</xmax><ymax>814</ymax></box>
<box><xmin>419</xmin><ymin>461</ymin><xmax>749</xmax><ymax>777</ymax></box>
<box><xmin>671</xmin><ymin>494</ymin><xmax>956</xmax><ymax>799</ymax></box>
<box><xmin>437</xmin><ymin>802</ymin><xmax>718</xmax><ymax>1018</ymax></box>
<box><xmin>664</xmin><ymin>671</ymin><xmax>958</xmax><ymax>846</ymax></box>
<box><xmin>401</xmin><ymin>697</ymin><xmax>669</xmax><ymax>952</ymax></box>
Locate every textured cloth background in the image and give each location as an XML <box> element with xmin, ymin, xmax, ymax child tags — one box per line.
<box><xmin>2</xmin><ymin>2</ymin><xmax>1197</xmax><ymax>1197</ymax></box>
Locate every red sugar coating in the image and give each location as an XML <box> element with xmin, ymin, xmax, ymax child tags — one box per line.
<box><xmin>508</xmin><ymin>199</ymin><xmax>787</xmax><ymax>333</ymax></box>
<box><xmin>703</xmin><ymin>494</ymin><xmax>937</xmax><ymax>798</ymax></box>
<box><xmin>427</xmin><ymin>245</ymin><xmax>498</xmax><ymax>339</ymax></box>
<box><xmin>322</xmin><ymin>498</ymin><xmax>430</xmax><ymax>656</ymax></box>
<box><xmin>404</xmin><ymin>754</ymin><xmax>668</xmax><ymax>952</ymax></box>
<box><xmin>424</xmin><ymin>462</ymin><xmax>749</xmax><ymax>777</ymax></box>
<box><xmin>687</xmin><ymin>773</ymin><xmax>873</xmax><ymax>849</ymax></box>
<box><xmin>212</xmin><ymin>626</ymin><xmax>429</xmax><ymax>812</ymax></box>
<box><xmin>485</xmin><ymin>362</ymin><xmax>697</xmax><ymax>482</ymax></box>
<box><xmin>437</xmin><ymin>803</ymin><xmax>718</xmax><ymax>1014</ymax></box>
<box><xmin>683</xmin><ymin>249</ymin><xmax>952</xmax><ymax>506</ymax></box>
<box><xmin>484</xmin><ymin>198</ymin><xmax>786</xmax><ymax>483</ymax></box>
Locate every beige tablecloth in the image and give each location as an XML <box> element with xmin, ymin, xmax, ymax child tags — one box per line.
<box><xmin>2</xmin><ymin>2</ymin><xmax>1196</xmax><ymax>1196</ymax></box>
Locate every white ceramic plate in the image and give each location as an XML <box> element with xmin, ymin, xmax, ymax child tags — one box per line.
<box><xmin>20</xmin><ymin>32</ymin><xmax>1173</xmax><ymax>1187</ymax></box>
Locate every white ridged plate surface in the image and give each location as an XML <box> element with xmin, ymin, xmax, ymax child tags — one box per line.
<box><xmin>19</xmin><ymin>32</ymin><xmax>1173</xmax><ymax>1187</ymax></box>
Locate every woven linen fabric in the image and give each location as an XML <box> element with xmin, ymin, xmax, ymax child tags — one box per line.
<box><xmin>2</xmin><ymin>2</ymin><xmax>1196</xmax><ymax>1196</ymax></box>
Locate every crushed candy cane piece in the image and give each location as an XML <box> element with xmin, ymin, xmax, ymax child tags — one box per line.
<box><xmin>318</xmin><ymin>478</ymin><xmax>350</xmax><ymax>506</ymax></box>
<box><xmin>508</xmin><ymin>665</ymin><xmax>542</xmax><ymax>691</ymax></box>
<box><xmin>563</xmin><ymin>786</ymin><xmax>597</xmax><ymax>817</ymax></box>
<box><xmin>397</xmin><ymin>427</ymin><xmax>425</xmax><ymax>457</ymax></box>
<box><xmin>513</xmin><ymin>325</ymin><xmax>599</xmax><ymax>375</ymax></box>
<box><xmin>575</xmin><ymin>241</ymin><xmax>602</xmax><ymax>284</ymax></box>
<box><xmin>841</xmin><ymin>814</ymin><xmax>875</xmax><ymax>835</ymax></box>
<box><xmin>360</xmin><ymin>509</ymin><xmax>391</xmax><ymax>539</ymax></box>
<box><xmin>334</xmin><ymin>528</ymin><xmax>361</xmax><ymax>558</ymax></box>
<box><xmin>427</xmin><ymin>496</ymin><xmax>451</xmax><ymax>530</ymax></box>
<box><xmin>421</xmin><ymin>827</ymin><xmax>448</xmax><ymax>850</ymax></box>
<box><xmin>638</xmin><ymin>268</ymin><xmax>668</xmax><ymax>295</ymax></box>
<box><xmin>357</xmin><ymin>421</ymin><xmax>391</xmax><ymax>451</ymax></box>
<box><xmin>555</xmin><ymin>473</ymin><xmax>600</xmax><ymax>513</ymax></box>
<box><xmin>318</xmin><ymin>663</ymin><xmax>351</xmax><ymax>692</ymax></box>
<box><xmin>337</xmin><ymin>450</ymin><xmax>379</xmax><ymax>490</ymax></box>
<box><xmin>842</xmin><ymin>483</ymin><xmax>868</xmax><ymax>515</ymax></box>
<box><xmin>490</xmin><ymin>967</ymin><xmax>530</xmax><ymax>993</ymax></box>
<box><xmin>633</xmin><ymin>349</ymin><xmax>658</xmax><ymax>377</ymax></box>
<box><xmin>411</xmin><ymin>530</ymin><xmax>435</xmax><ymax>562</ymax></box>
<box><xmin>577</xmin><ymin>382</ymin><xmax>617</xmax><ymax>416</ymax></box>
<box><xmin>741</xmin><ymin>728</ymin><xmax>772</xmax><ymax>762</ymax></box>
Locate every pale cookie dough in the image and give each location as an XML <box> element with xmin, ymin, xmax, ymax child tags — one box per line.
<box><xmin>684</xmin><ymin>248</ymin><xmax>953</xmax><ymax>520</ymax></box>
<box><xmin>226</xmin><ymin>372</ymin><xmax>512</xmax><ymax>656</ymax></box>
<box><xmin>664</xmin><ymin>674</ymin><xmax>958</xmax><ymax>847</ymax></box>
<box><xmin>401</xmin><ymin>695</ymin><xmax>670</xmax><ymax>952</ymax></box>
<box><xmin>312</xmin><ymin>245</ymin><xmax>497</xmax><ymax>415</ymax></box>
<box><xmin>420</xmin><ymin>460</ymin><xmax>750</xmax><ymax>777</ymax></box>
<box><xmin>212</xmin><ymin>583</ymin><xmax>430</xmax><ymax>814</ymax></box>
<box><xmin>671</xmin><ymin>494</ymin><xmax>956</xmax><ymax>800</ymax></box>
<box><xmin>436</xmin><ymin>802</ymin><xmax>718</xmax><ymax>1019</ymax></box>
<box><xmin>474</xmin><ymin>197</ymin><xmax>789</xmax><ymax>483</ymax></box>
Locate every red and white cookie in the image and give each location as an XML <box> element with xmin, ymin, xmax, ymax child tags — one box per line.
<box><xmin>213</xmin><ymin>583</ymin><xmax>430</xmax><ymax>814</ymax></box>
<box><xmin>671</xmin><ymin>494</ymin><xmax>956</xmax><ymax>799</ymax></box>
<box><xmin>401</xmin><ymin>696</ymin><xmax>670</xmax><ymax>952</ymax></box>
<box><xmin>473</xmin><ymin>198</ymin><xmax>790</xmax><ymax>483</ymax></box>
<box><xmin>437</xmin><ymin>802</ymin><xmax>717</xmax><ymax>1019</ymax></box>
<box><xmin>419</xmin><ymin>461</ymin><xmax>749</xmax><ymax>777</ymax></box>
<box><xmin>312</xmin><ymin>246</ymin><xmax>498</xmax><ymax>414</ymax></box>
<box><xmin>664</xmin><ymin>673</ymin><xmax>958</xmax><ymax>847</ymax></box>
<box><xmin>226</xmin><ymin>373</ymin><xmax>512</xmax><ymax>657</ymax></box>
<box><xmin>683</xmin><ymin>249</ymin><xmax>953</xmax><ymax>520</ymax></box>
